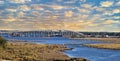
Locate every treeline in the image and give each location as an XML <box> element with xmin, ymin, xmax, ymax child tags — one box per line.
<box><xmin>80</xmin><ymin>32</ymin><xmax>120</xmax><ymax>38</ymax></box>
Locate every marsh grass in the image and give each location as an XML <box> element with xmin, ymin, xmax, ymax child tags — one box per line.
<box><xmin>85</xmin><ymin>44</ymin><xmax>120</xmax><ymax>50</ymax></box>
<box><xmin>83</xmin><ymin>38</ymin><xmax>120</xmax><ymax>50</ymax></box>
<box><xmin>83</xmin><ymin>38</ymin><xmax>120</xmax><ymax>43</ymax></box>
<box><xmin>0</xmin><ymin>43</ymin><xmax>69</xmax><ymax>61</ymax></box>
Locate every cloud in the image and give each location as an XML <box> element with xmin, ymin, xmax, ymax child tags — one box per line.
<box><xmin>31</xmin><ymin>11</ymin><xmax>41</xmax><ymax>17</ymax></box>
<box><xmin>79</xmin><ymin>21</ymin><xmax>98</xmax><ymax>27</ymax></box>
<box><xmin>113</xmin><ymin>9</ymin><xmax>120</xmax><ymax>14</ymax></box>
<box><xmin>5</xmin><ymin>8</ymin><xmax>17</xmax><ymax>12</ymax></box>
<box><xmin>116</xmin><ymin>1</ymin><xmax>120</xmax><ymax>6</ymax></box>
<box><xmin>64</xmin><ymin>11</ymin><xmax>73</xmax><ymax>17</ymax></box>
<box><xmin>7</xmin><ymin>0</ymin><xmax>25</xmax><ymax>4</ymax></box>
<box><xmin>0</xmin><ymin>0</ymin><xmax>120</xmax><ymax>31</ymax></box>
<box><xmin>31</xmin><ymin>4</ymin><xmax>65</xmax><ymax>10</ymax></box>
<box><xmin>98</xmin><ymin>25</ymin><xmax>120</xmax><ymax>32</ymax></box>
<box><xmin>30</xmin><ymin>19</ymin><xmax>64</xmax><ymax>30</ymax></box>
<box><xmin>80</xmin><ymin>0</ymin><xmax>86</xmax><ymax>2</ymax></box>
<box><xmin>57</xmin><ymin>0</ymin><xmax>63</xmax><ymax>2</ymax></box>
<box><xmin>1</xmin><ymin>16</ymin><xmax>23</xmax><ymax>23</ymax></box>
<box><xmin>3</xmin><ymin>18</ymin><xmax>16</xmax><ymax>22</ymax></box>
<box><xmin>17</xmin><ymin>11</ymin><xmax>25</xmax><ymax>17</ymax></box>
<box><xmin>81</xmin><ymin>4</ymin><xmax>92</xmax><ymax>8</ymax></box>
<box><xmin>64</xmin><ymin>21</ymin><xmax>85</xmax><ymax>30</ymax></box>
<box><xmin>87</xmin><ymin>14</ymin><xmax>102</xmax><ymax>22</ymax></box>
<box><xmin>102</xmin><ymin>10</ymin><xmax>113</xmax><ymax>15</ymax></box>
<box><xmin>26</xmin><ymin>0</ymin><xmax>32</xmax><ymax>2</ymax></box>
<box><xmin>64</xmin><ymin>0</ymin><xmax>77</xmax><ymax>4</ymax></box>
<box><xmin>94</xmin><ymin>6</ymin><xmax>105</xmax><ymax>12</ymax></box>
<box><xmin>18</xmin><ymin>5</ymin><xmax>30</xmax><ymax>11</ymax></box>
<box><xmin>78</xmin><ymin>14</ymin><xmax>89</xmax><ymax>19</ymax></box>
<box><xmin>63</xmin><ymin>20</ymin><xmax>99</xmax><ymax>31</ymax></box>
<box><xmin>50</xmin><ymin>5</ymin><xmax>65</xmax><ymax>10</ymax></box>
<box><xmin>103</xmin><ymin>20</ymin><xmax>119</xmax><ymax>25</ymax></box>
<box><xmin>31</xmin><ymin>4</ymin><xmax>44</xmax><ymax>10</ymax></box>
<box><xmin>102</xmin><ymin>9</ymin><xmax>120</xmax><ymax>16</ymax></box>
<box><xmin>100</xmin><ymin>1</ymin><xmax>114</xmax><ymax>7</ymax></box>
<box><xmin>113</xmin><ymin>16</ymin><xmax>120</xmax><ymax>19</ymax></box>
<box><xmin>0</xmin><ymin>1</ymin><xmax>4</xmax><ymax>5</ymax></box>
<box><xmin>78</xmin><ymin>8</ymin><xmax>91</xmax><ymax>14</ymax></box>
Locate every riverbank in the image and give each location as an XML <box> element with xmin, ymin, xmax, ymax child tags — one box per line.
<box><xmin>0</xmin><ymin>42</ymin><xmax>86</xmax><ymax>61</ymax></box>
<box><xmin>82</xmin><ymin>38</ymin><xmax>120</xmax><ymax>50</ymax></box>
<box><xmin>81</xmin><ymin>38</ymin><xmax>120</xmax><ymax>43</ymax></box>
<box><xmin>84</xmin><ymin>44</ymin><xmax>120</xmax><ymax>50</ymax></box>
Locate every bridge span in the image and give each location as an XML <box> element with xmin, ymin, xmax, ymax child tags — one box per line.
<box><xmin>0</xmin><ymin>30</ymin><xmax>85</xmax><ymax>38</ymax></box>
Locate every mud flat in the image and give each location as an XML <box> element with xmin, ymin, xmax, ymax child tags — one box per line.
<box><xmin>0</xmin><ymin>42</ymin><xmax>86</xmax><ymax>61</ymax></box>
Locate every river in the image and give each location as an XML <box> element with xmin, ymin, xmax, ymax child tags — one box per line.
<box><xmin>4</xmin><ymin>37</ymin><xmax>120</xmax><ymax>61</ymax></box>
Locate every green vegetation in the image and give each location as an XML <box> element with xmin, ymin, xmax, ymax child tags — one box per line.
<box><xmin>0</xmin><ymin>36</ymin><xmax>7</xmax><ymax>48</ymax></box>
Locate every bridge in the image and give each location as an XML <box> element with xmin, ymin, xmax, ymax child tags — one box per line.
<box><xmin>0</xmin><ymin>30</ymin><xmax>85</xmax><ymax>38</ymax></box>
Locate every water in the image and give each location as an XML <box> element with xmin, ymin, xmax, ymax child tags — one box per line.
<box><xmin>65</xmin><ymin>45</ymin><xmax>120</xmax><ymax>61</ymax></box>
<box><xmin>3</xmin><ymin>37</ymin><xmax>120</xmax><ymax>61</ymax></box>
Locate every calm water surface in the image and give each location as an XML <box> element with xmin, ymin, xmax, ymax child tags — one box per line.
<box><xmin>4</xmin><ymin>37</ymin><xmax>120</xmax><ymax>61</ymax></box>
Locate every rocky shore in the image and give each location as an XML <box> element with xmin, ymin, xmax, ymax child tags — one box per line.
<box><xmin>0</xmin><ymin>42</ymin><xmax>87</xmax><ymax>61</ymax></box>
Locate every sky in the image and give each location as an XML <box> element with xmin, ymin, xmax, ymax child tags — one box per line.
<box><xmin>0</xmin><ymin>0</ymin><xmax>120</xmax><ymax>32</ymax></box>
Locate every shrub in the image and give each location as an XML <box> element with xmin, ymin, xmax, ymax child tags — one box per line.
<box><xmin>0</xmin><ymin>36</ymin><xmax>7</xmax><ymax>48</ymax></box>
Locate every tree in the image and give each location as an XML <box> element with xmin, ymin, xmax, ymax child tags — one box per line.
<box><xmin>0</xmin><ymin>36</ymin><xmax>7</xmax><ymax>48</ymax></box>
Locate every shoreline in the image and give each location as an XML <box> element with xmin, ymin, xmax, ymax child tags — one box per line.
<box><xmin>74</xmin><ymin>38</ymin><xmax>120</xmax><ymax>43</ymax></box>
<box><xmin>0</xmin><ymin>42</ymin><xmax>87</xmax><ymax>61</ymax></box>
<box><xmin>71</xmin><ymin>38</ymin><xmax>120</xmax><ymax>50</ymax></box>
<box><xmin>80</xmin><ymin>38</ymin><xmax>120</xmax><ymax>50</ymax></box>
<box><xmin>84</xmin><ymin>44</ymin><xmax>120</xmax><ymax>50</ymax></box>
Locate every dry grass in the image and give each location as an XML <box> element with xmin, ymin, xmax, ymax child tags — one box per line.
<box><xmin>83</xmin><ymin>38</ymin><xmax>120</xmax><ymax>43</ymax></box>
<box><xmin>81</xmin><ymin>38</ymin><xmax>120</xmax><ymax>50</ymax></box>
<box><xmin>85</xmin><ymin>44</ymin><xmax>120</xmax><ymax>50</ymax></box>
<box><xmin>0</xmin><ymin>42</ymin><xmax>70</xmax><ymax>61</ymax></box>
